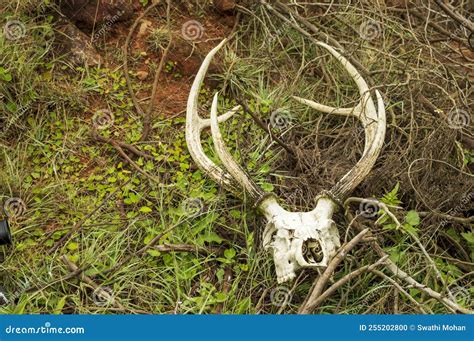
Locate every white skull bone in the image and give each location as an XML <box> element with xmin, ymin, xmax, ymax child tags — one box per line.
<box><xmin>260</xmin><ymin>194</ymin><xmax>341</xmax><ymax>283</ymax></box>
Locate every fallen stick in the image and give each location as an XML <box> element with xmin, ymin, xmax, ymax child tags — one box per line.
<box><xmin>370</xmin><ymin>269</ymin><xmax>429</xmax><ymax>314</ymax></box>
<box><xmin>298</xmin><ymin>228</ymin><xmax>370</xmax><ymax>314</ymax></box>
<box><xmin>304</xmin><ymin>255</ymin><xmax>389</xmax><ymax>312</ymax></box>
<box><xmin>345</xmin><ymin>211</ymin><xmax>473</xmax><ymax>314</ymax></box>
<box><xmin>154</xmin><ymin>243</ymin><xmax>223</xmax><ymax>255</ymax></box>
<box><xmin>60</xmin><ymin>255</ymin><xmax>125</xmax><ymax>310</ymax></box>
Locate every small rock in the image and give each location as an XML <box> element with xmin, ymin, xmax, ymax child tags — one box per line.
<box><xmin>55</xmin><ymin>20</ymin><xmax>103</xmax><ymax>66</ymax></box>
<box><xmin>136</xmin><ymin>70</ymin><xmax>149</xmax><ymax>81</ymax></box>
<box><xmin>137</xmin><ymin>20</ymin><xmax>153</xmax><ymax>39</ymax></box>
<box><xmin>213</xmin><ymin>0</ymin><xmax>236</xmax><ymax>12</ymax></box>
<box><xmin>58</xmin><ymin>0</ymin><xmax>133</xmax><ymax>31</ymax></box>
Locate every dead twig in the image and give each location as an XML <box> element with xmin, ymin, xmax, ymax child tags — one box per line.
<box><xmin>345</xmin><ymin>210</ymin><xmax>473</xmax><ymax>314</ymax></box>
<box><xmin>304</xmin><ymin>255</ymin><xmax>389</xmax><ymax>312</ymax></box>
<box><xmin>393</xmin><ymin>8</ymin><xmax>467</xmax><ymax>46</ymax></box>
<box><xmin>60</xmin><ymin>255</ymin><xmax>125</xmax><ymax>310</ymax></box>
<box><xmin>433</xmin><ymin>0</ymin><xmax>474</xmax><ymax>32</ymax></box>
<box><xmin>370</xmin><ymin>269</ymin><xmax>429</xmax><ymax>314</ymax></box>
<box><xmin>140</xmin><ymin>0</ymin><xmax>172</xmax><ymax>142</ymax></box>
<box><xmin>237</xmin><ymin>99</ymin><xmax>296</xmax><ymax>157</ymax></box>
<box><xmin>215</xmin><ymin>267</ymin><xmax>233</xmax><ymax>314</ymax></box>
<box><xmin>100</xmin><ymin>218</ymin><xmax>190</xmax><ymax>276</ymax></box>
<box><xmin>92</xmin><ymin>130</ymin><xmax>153</xmax><ymax>159</ymax></box>
<box><xmin>298</xmin><ymin>228</ymin><xmax>370</xmax><ymax>314</ymax></box>
<box><xmin>345</xmin><ymin>197</ymin><xmax>448</xmax><ymax>289</ymax></box>
<box><xmin>123</xmin><ymin>1</ymin><xmax>163</xmax><ymax>119</ymax></box>
<box><xmin>263</xmin><ymin>0</ymin><xmax>371</xmax><ymax>78</ymax></box>
<box><xmin>154</xmin><ymin>243</ymin><xmax>223</xmax><ymax>255</ymax></box>
<box><xmin>49</xmin><ymin>180</ymin><xmax>130</xmax><ymax>254</ymax></box>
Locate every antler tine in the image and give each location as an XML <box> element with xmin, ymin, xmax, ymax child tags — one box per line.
<box><xmin>293</xmin><ymin>42</ymin><xmax>375</xmax><ymax>127</ymax></box>
<box><xmin>210</xmin><ymin>93</ymin><xmax>265</xmax><ymax>201</ymax></box>
<box><xmin>186</xmin><ymin>39</ymin><xmax>241</xmax><ymax>194</ymax></box>
<box><xmin>294</xmin><ymin>41</ymin><xmax>386</xmax><ymax>200</ymax></box>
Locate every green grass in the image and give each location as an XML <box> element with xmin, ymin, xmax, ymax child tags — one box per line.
<box><xmin>0</xmin><ymin>1</ymin><xmax>472</xmax><ymax>314</ymax></box>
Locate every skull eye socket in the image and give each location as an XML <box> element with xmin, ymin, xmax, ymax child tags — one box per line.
<box><xmin>302</xmin><ymin>239</ymin><xmax>324</xmax><ymax>264</ymax></box>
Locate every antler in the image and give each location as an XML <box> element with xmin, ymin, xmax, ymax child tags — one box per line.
<box><xmin>210</xmin><ymin>93</ymin><xmax>266</xmax><ymax>201</ymax></box>
<box><xmin>186</xmin><ymin>39</ymin><xmax>387</xmax><ymax>283</ymax></box>
<box><xmin>187</xmin><ymin>39</ymin><xmax>385</xmax><ymax>204</ymax></box>
<box><xmin>186</xmin><ymin>39</ymin><xmax>243</xmax><ymax>195</ymax></box>
<box><xmin>293</xmin><ymin>41</ymin><xmax>386</xmax><ymax>200</ymax></box>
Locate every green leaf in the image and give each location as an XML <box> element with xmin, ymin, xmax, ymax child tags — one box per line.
<box><xmin>216</xmin><ymin>268</ymin><xmax>225</xmax><ymax>282</ymax></box>
<box><xmin>2</xmin><ymin>73</ymin><xmax>12</xmax><ymax>82</ymax></box>
<box><xmin>147</xmin><ymin>249</ymin><xmax>161</xmax><ymax>257</ymax></box>
<box><xmin>261</xmin><ymin>183</ymin><xmax>274</xmax><ymax>192</ymax></box>
<box><xmin>461</xmin><ymin>232</ymin><xmax>474</xmax><ymax>244</ymax></box>
<box><xmin>388</xmin><ymin>182</ymin><xmax>399</xmax><ymax>197</ymax></box>
<box><xmin>144</xmin><ymin>234</ymin><xmax>154</xmax><ymax>245</ymax></box>
<box><xmin>0</xmin><ymin>67</ymin><xmax>12</xmax><ymax>82</ymax></box>
<box><xmin>405</xmin><ymin>210</ymin><xmax>420</xmax><ymax>226</ymax></box>
<box><xmin>382</xmin><ymin>223</ymin><xmax>398</xmax><ymax>230</ymax></box>
<box><xmin>446</xmin><ymin>227</ymin><xmax>461</xmax><ymax>243</ymax></box>
<box><xmin>402</xmin><ymin>223</ymin><xmax>418</xmax><ymax>236</ymax></box>
<box><xmin>381</xmin><ymin>182</ymin><xmax>402</xmax><ymax>206</ymax></box>
<box><xmin>67</xmin><ymin>242</ymin><xmax>79</xmax><ymax>251</ymax></box>
<box><xmin>258</xmin><ymin>164</ymin><xmax>270</xmax><ymax>173</ymax></box>
<box><xmin>386</xmin><ymin>245</ymin><xmax>406</xmax><ymax>264</ymax></box>
<box><xmin>214</xmin><ymin>292</ymin><xmax>227</xmax><ymax>302</ymax></box>
<box><xmin>235</xmin><ymin>297</ymin><xmax>251</xmax><ymax>314</ymax></box>
<box><xmin>239</xmin><ymin>264</ymin><xmax>249</xmax><ymax>271</ymax></box>
<box><xmin>229</xmin><ymin>210</ymin><xmax>241</xmax><ymax>219</ymax></box>
<box><xmin>139</xmin><ymin>206</ymin><xmax>152</xmax><ymax>213</ymax></box>
<box><xmin>53</xmin><ymin>296</ymin><xmax>67</xmax><ymax>314</ymax></box>
<box><xmin>197</xmin><ymin>232</ymin><xmax>223</xmax><ymax>245</ymax></box>
<box><xmin>224</xmin><ymin>248</ymin><xmax>236</xmax><ymax>259</ymax></box>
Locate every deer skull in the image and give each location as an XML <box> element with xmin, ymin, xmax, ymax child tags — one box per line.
<box><xmin>186</xmin><ymin>39</ymin><xmax>386</xmax><ymax>283</ymax></box>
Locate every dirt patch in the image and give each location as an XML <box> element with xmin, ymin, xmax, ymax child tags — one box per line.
<box><xmin>58</xmin><ymin>0</ymin><xmax>134</xmax><ymax>31</ymax></box>
<box><xmin>150</xmin><ymin>78</ymin><xmax>190</xmax><ymax>114</ymax></box>
<box><xmin>98</xmin><ymin>3</ymin><xmax>237</xmax><ymax>115</ymax></box>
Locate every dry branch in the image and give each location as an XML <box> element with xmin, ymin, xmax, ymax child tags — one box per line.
<box><xmin>298</xmin><ymin>229</ymin><xmax>370</xmax><ymax>314</ymax></box>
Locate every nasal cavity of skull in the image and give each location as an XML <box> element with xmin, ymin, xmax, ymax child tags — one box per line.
<box><xmin>302</xmin><ymin>239</ymin><xmax>323</xmax><ymax>264</ymax></box>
